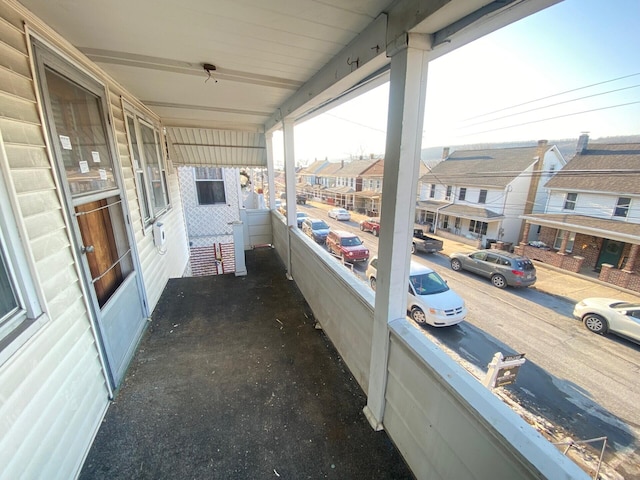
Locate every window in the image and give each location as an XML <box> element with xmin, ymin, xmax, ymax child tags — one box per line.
<box><xmin>553</xmin><ymin>230</ymin><xmax>576</xmax><ymax>253</ymax></box>
<box><xmin>429</xmin><ymin>184</ymin><xmax>436</xmax><ymax>198</ymax></box>
<box><xmin>125</xmin><ymin>111</ymin><xmax>170</xmax><ymax>226</ymax></box>
<box><xmin>459</xmin><ymin>188</ymin><xmax>466</xmax><ymax>201</ymax></box>
<box><xmin>564</xmin><ymin>192</ymin><xmax>577</xmax><ymax>210</ymax></box>
<box><xmin>614</xmin><ymin>197</ymin><xmax>631</xmax><ymax>218</ymax></box>
<box><xmin>0</xmin><ymin>145</ymin><xmax>44</xmax><ymax>364</ymax></box>
<box><xmin>195</xmin><ymin>167</ymin><xmax>226</xmax><ymax>205</ymax></box>
<box><xmin>469</xmin><ymin>220</ymin><xmax>488</xmax><ymax>235</ymax></box>
<box><xmin>445</xmin><ymin>185</ymin><xmax>452</xmax><ymax>200</ymax></box>
<box><xmin>478</xmin><ymin>190</ymin><xmax>487</xmax><ymax>204</ymax></box>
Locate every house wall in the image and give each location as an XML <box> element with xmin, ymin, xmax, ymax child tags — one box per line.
<box><xmin>547</xmin><ymin>190</ymin><xmax>640</xmax><ymax>223</ymax></box>
<box><xmin>500</xmin><ymin>173</ymin><xmax>530</xmax><ymax>244</ymax></box>
<box><xmin>0</xmin><ymin>3</ymin><xmax>189</xmax><ymax>478</ymax></box>
<box><xmin>533</xmin><ymin>149</ymin><xmax>564</xmax><ymax>214</ymax></box>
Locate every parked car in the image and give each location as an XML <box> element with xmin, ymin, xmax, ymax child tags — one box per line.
<box><xmin>326</xmin><ymin>230</ymin><xmax>369</xmax><ymax>263</ymax></box>
<box><xmin>573</xmin><ymin>298</ymin><xmax>640</xmax><ymax>344</ymax></box>
<box><xmin>296</xmin><ymin>211</ymin><xmax>309</xmax><ymax>227</ymax></box>
<box><xmin>301</xmin><ymin>218</ymin><xmax>330</xmax><ymax>244</ymax></box>
<box><xmin>296</xmin><ymin>193</ymin><xmax>306</xmax><ymax>205</ymax></box>
<box><xmin>366</xmin><ymin>257</ymin><xmax>466</xmax><ymax>327</ymax></box>
<box><xmin>359</xmin><ymin>217</ymin><xmax>380</xmax><ymax>236</ymax></box>
<box><xmin>328</xmin><ymin>208</ymin><xmax>351</xmax><ymax>221</ymax></box>
<box><xmin>412</xmin><ymin>228</ymin><xmax>443</xmax><ymax>254</ymax></box>
<box><xmin>449</xmin><ymin>250</ymin><xmax>536</xmax><ymax>288</ymax></box>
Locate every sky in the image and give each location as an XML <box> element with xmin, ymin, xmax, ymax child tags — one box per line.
<box><xmin>273</xmin><ymin>0</ymin><xmax>640</xmax><ymax>166</ymax></box>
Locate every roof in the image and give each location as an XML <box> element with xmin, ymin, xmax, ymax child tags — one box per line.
<box><xmin>420</xmin><ymin>146</ymin><xmax>543</xmax><ymax>188</ymax></box>
<box><xmin>336</xmin><ymin>159</ymin><xmax>377</xmax><ymax>177</ymax></box>
<box><xmin>299</xmin><ymin>160</ymin><xmax>330</xmax><ymax>175</ymax></box>
<box><xmin>522</xmin><ymin>213</ymin><xmax>640</xmax><ymax>244</ymax></box>
<box><xmin>360</xmin><ymin>159</ymin><xmax>385</xmax><ymax>178</ymax></box>
<box><xmin>316</xmin><ymin>163</ymin><xmax>343</xmax><ymax>177</ymax></box>
<box><xmin>416</xmin><ymin>200</ymin><xmax>503</xmax><ymax>220</ymax></box>
<box><xmin>544</xmin><ymin>143</ymin><xmax>640</xmax><ymax>195</ymax></box>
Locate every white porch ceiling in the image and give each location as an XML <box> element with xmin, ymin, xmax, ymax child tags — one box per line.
<box><xmin>17</xmin><ymin>0</ymin><xmax>561</xmax><ymax>165</ymax></box>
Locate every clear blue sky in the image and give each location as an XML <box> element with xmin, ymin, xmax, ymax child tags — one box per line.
<box><xmin>277</xmin><ymin>0</ymin><xmax>640</xmax><ymax>166</ymax></box>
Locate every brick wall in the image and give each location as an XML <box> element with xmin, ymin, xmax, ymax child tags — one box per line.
<box><xmin>573</xmin><ymin>233</ymin><xmax>601</xmax><ymax>269</ymax></box>
<box><xmin>189</xmin><ymin>243</ymin><xmax>236</xmax><ymax>276</ymax></box>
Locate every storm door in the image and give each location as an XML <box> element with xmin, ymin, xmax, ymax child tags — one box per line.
<box><xmin>596</xmin><ymin>239</ymin><xmax>624</xmax><ymax>271</ymax></box>
<box><xmin>33</xmin><ymin>41</ymin><xmax>146</xmax><ymax>389</ymax></box>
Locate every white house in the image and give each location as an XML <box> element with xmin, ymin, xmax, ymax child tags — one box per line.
<box><xmin>417</xmin><ymin>140</ymin><xmax>565</xmax><ymax>247</ymax></box>
<box><xmin>519</xmin><ymin>135</ymin><xmax>640</xmax><ymax>292</ymax></box>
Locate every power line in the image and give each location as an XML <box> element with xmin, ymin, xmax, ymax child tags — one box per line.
<box><xmin>461</xmin><ymin>72</ymin><xmax>640</xmax><ymax>122</ymax></box>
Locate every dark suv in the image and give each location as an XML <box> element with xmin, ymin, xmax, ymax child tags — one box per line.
<box><xmin>449</xmin><ymin>249</ymin><xmax>536</xmax><ymax>288</ymax></box>
<box><xmin>326</xmin><ymin>230</ymin><xmax>369</xmax><ymax>263</ymax></box>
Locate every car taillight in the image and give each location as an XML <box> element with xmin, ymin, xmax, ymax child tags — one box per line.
<box><xmin>511</xmin><ymin>270</ymin><xmax>524</xmax><ymax>277</ymax></box>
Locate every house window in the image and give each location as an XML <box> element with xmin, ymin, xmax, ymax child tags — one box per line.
<box><xmin>553</xmin><ymin>230</ymin><xmax>576</xmax><ymax>253</ymax></box>
<box><xmin>564</xmin><ymin>192</ymin><xmax>577</xmax><ymax>210</ymax></box>
<box><xmin>0</xmin><ymin>157</ymin><xmax>44</xmax><ymax>365</ymax></box>
<box><xmin>429</xmin><ymin>184</ymin><xmax>436</xmax><ymax>198</ymax></box>
<box><xmin>125</xmin><ymin>112</ymin><xmax>170</xmax><ymax>226</ymax></box>
<box><xmin>614</xmin><ymin>197</ymin><xmax>631</xmax><ymax>218</ymax></box>
<box><xmin>195</xmin><ymin>167</ymin><xmax>226</xmax><ymax>205</ymax></box>
<box><xmin>459</xmin><ymin>188</ymin><xmax>466</xmax><ymax>201</ymax></box>
<box><xmin>376</xmin><ymin>180</ymin><xmax>381</xmax><ymax>190</ymax></box>
<box><xmin>469</xmin><ymin>220</ymin><xmax>488</xmax><ymax>235</ymax></box>
<box><xmin>478</xmin><ymin>190</ymin><xmax>487</xmax><ymax>204</ymax></box>
<box><xmin>445</xmin><ymin>185</ymin><xmax>452</xmax><ymax>200</ymax></box>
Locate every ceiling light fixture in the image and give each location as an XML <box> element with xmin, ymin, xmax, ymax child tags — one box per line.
<box><xmin>203</xmin><ymin>63</ymin><xmax>218</xmax><ymax>83</ymax></box>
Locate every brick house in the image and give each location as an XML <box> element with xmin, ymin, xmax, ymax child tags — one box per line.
<box><xmin>518</xmin><ymin>135</ymin><xmax>640</xmax><ymax>292</ymax></box>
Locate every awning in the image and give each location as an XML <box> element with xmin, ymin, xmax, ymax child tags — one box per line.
<box><xmin>417</xmin><ymin>201</ymin><xmax>503</xmax><ymax>221</ymax></box>
<box><xmin>166</xmin><ymin>127</ymin><xmax>266</xmax><ymax>167</ymax></box>
<box><xmin>522</xmin><ymin>213</ymin><xmax>640</xmax><ymax>244</ymax></box>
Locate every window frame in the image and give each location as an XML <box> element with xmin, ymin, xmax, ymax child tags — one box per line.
<box><xmin>553</xmin><ymin>229</ymin><xmax>576</xmax><ymax>253</ymax></box>
<box><xmin>194</xmin><ymin>167</ymin><xmax>227</xmax><ymax>206</ymax></box>
<box><xmin>613</xmin><ymin>197</ymin><xmax>631</xmax><ymax>218</ymax></box>
<box><xmin>0</xmin><ymin>132</ymin><xmax>47</xmax><ymax>365</ymax></box>
<box><xmin>564</xmin><ymin>192</ymin><xmax>577</xmax><ymax>210</ymax></box>
<box><xmin>429</xmin><ymin>184</ymin><xmax>436</xmax><ymax>198</ymax></box>
<box><xmin>478</xmin><ymin>190</ymin><xmax>487</xmax><ymax>204</ymax></box>
<box><xmin>123</xmin><ymin>103</ymin><xmax>171</xmax><ymax>229</ymax></box>
<box><xmin>459</xmin><ymin>188</ymin><xmax>466</xmax><ymax>201</ymax></box>
<box><xmin>445</xmin><ymin>185</ymin><xmax>452</xmax><ymax>200</ymax></box>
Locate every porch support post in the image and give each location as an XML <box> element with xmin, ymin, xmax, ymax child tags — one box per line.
<box><xmin>623</xmin><ymin>243</ymin><xmax>639</xmax><ymax>272</ymax></box>
<box><xmin>364</xmin><ymin>33</ymin><xmax>431</xmax><ymax>430</ymax></box>
<box><xmin>266</xmin><ymin>132</ymin><xmax>276</xmax><ymax>210</ymax></box>
<box><xmin>559</xmin><ymin>230</ymin><xmax>570</xmax><ymax>255</ymax></box>
<box><xmin>283</xmin><ymin>118</ymin><xmax>297</xmax><ymax>278</ymax></box>
<box><xmin>520</xmin><ymin>222</ymin><xmax>531</xmax><ymax>245</ymax></box>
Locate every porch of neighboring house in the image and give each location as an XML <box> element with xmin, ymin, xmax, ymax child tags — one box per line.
<box><xmin>79</xmin><ymin>248</ymin><xmax>413</xmax><ymax>479</ymax></box>
<box><xmin>517</xmin><ymin>220</ymin><xmax>640</xmax><ymax>293</ymax></box>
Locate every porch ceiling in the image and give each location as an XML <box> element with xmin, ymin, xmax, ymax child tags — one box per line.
<box><xmin>18</xmin><ymin>0</ymin><xmax>561</xmax><ymax>138</ymax></box>
<box><xmin>522</xmin><ymin>213</ymin><xmax>640</xmax><ymax>244</ymax></box>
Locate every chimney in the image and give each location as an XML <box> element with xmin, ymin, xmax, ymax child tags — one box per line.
<box><xmin>442</xmin><ymin>147</ymin><xmax>450</xmax><ymax>160</ymax></box>
<box><xmin>576</xmin><ymin>133</ymin><xmax>589</xmax><ymax>154</ymax></box>
<box><xmin>536</xmin><ymin>139</ymin><xmax>548</xmax><ymax>161</ymax></box>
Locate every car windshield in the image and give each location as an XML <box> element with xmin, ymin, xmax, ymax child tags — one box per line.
<box><xmin>410</xmin><ymin>272</ymin><xmax>449</xmax><ymax>295</ymax></box>
<box><xmin>341</xmin><ymin>237</ymin><xmax>362</xmax><ymax>247</ymax></box>
<box><xmin>297</xmin><ymin>213</ymin><xmax>308</xmax><ymax>218</ymax></box>
<box><xmin>312</xmin><ymin>221</ymin><xmax>329</xmax><ymax>229</ymax></box>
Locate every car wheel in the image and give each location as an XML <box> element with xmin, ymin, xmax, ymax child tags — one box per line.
<box><xmin>450</xmin><ymin>258</ymin><xmax>462</xmax><ymax>271</ymax></box>
<box><xmin>411</xmin><ymin>243</ymin><xmax>416</xmax><ymax>254</ymax></box>
<box><xmin>410</xmin><ymin>307</ymin><xmax>427</xmax><ymax>325</ymax></box>
<box><xmin>370</xmin><ymin>277</ymin><xmax>377</xmax><ymax>291</ymax></box>
<box><xmin>583</xmin><ymin>314</ymin><xmax>608</xmax><ymax>334</ymax></box>
<box><xmin>491</xmin><ymin>274</ymin><xmax>507</xmax><ymax>289</ymax></box>
<box><xmin>373</xmin><ymin>229</ymin><xmax>379</xmax><ymax>237</ymax></box>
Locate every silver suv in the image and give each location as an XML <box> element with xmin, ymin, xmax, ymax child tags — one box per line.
<box><xmin>449</xmin><ymin>249</ymin><xmax>536</xmax><ymax>288</ymax></box>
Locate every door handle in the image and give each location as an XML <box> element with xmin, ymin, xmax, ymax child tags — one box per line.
<box><xmin>82</xmin><ymin>245</ymin><xmax>95</xmax><ymax>254</ymax></box>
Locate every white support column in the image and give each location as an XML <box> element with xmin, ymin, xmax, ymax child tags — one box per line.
<box><xmin>282</xmin><ymin>119</ymin><xmax>297</xmax><ymax>278</ymax></box>
<box><xmin>266</xmin><ymin>132</ymin><xmax>276</xmax><ymax>210</ymax></box>
<box><xmin>364</xmin><ymin>33</ymin><xmax>431</xmax><ymax>430</ymax></box>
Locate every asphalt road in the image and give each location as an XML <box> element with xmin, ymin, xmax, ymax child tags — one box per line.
<box><xmin>299</xmin><ymin>204</ymin><xmax>640</xmax><ymax>479</ymax></box>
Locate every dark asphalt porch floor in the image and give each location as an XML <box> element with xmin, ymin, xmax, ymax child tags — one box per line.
<box><xmin>80</xmin><ymin>248</ymin><xmax>413</xmax><ymax>479</ymax></box>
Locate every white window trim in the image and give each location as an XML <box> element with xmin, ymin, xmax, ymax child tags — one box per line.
<box><xmin>0</xmin><ymin>131</ymin><xmax>49</xmax><ymax>366</ymax></box>
<box><xmin>564</xmin><ymin>192</ymin><xmax>577</xmax><ymax>211</ymax></box>
<box><xmin>194</xmin><ymin>167</ymin><xmax>228</xmax><ymax>206</ymax></box>
<box><xmin>122</xmin><ymin>100</ymin><xmax>171</xmax><ymax>230</ymax></box>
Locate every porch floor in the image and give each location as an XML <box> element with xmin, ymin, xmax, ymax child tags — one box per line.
<box><xmin>79</xmin><ymin>248</ymin><xmax>413</xmax><ymax>479</ymax></box>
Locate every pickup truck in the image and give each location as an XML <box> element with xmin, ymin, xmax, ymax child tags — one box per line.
<box><xmin>411</xmin><ymin>228</ymin><xmax>443</xmax><ymax>254</ymax></box>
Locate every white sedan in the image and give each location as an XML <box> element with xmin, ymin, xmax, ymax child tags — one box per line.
<box><xmin>328</xmin><ymin>208</ymin><xmax>351</xmax><ymax>221</ymax></box>
<box><xmin>573</xmin><ymin>298</ymin><xmax>640</xmax><ymax>344</ymax></box>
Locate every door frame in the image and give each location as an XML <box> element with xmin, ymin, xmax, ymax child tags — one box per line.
<box><xmin>30</xmin><ymin>36</ymin><xmax>148</xmax><ymax>391</ymax></box>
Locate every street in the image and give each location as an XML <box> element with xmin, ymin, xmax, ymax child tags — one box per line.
<box><xmin>299</xmin><ymin>204</ymin><xmax>640</xmax><ymax>479</ymax></box>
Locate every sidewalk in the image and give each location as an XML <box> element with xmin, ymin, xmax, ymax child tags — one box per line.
<box><xmin>304</xmin><ymin>200</ymin><xmax>640</xmax><ymax>305</ymax></box>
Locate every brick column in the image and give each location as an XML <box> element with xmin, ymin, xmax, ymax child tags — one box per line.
<box><xmin>558</xmin><ymin>230</ymin><xmax>570</xmax><ymax>255</ymax></box>
<box><xmin>623</xmin><ymin>243</ymin><xmax>640</xmax><ymax>272</ymax></box>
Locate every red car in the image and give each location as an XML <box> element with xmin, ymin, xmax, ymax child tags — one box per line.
<box><xmin>359</xmin><ymin>217</ymin><xmax>380</xmax><ymax>237</ymax></box>
<box><xmin>326</xmin><ymin>230</ymin><xmax>370</xmax><ymax>263</ymax></box>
